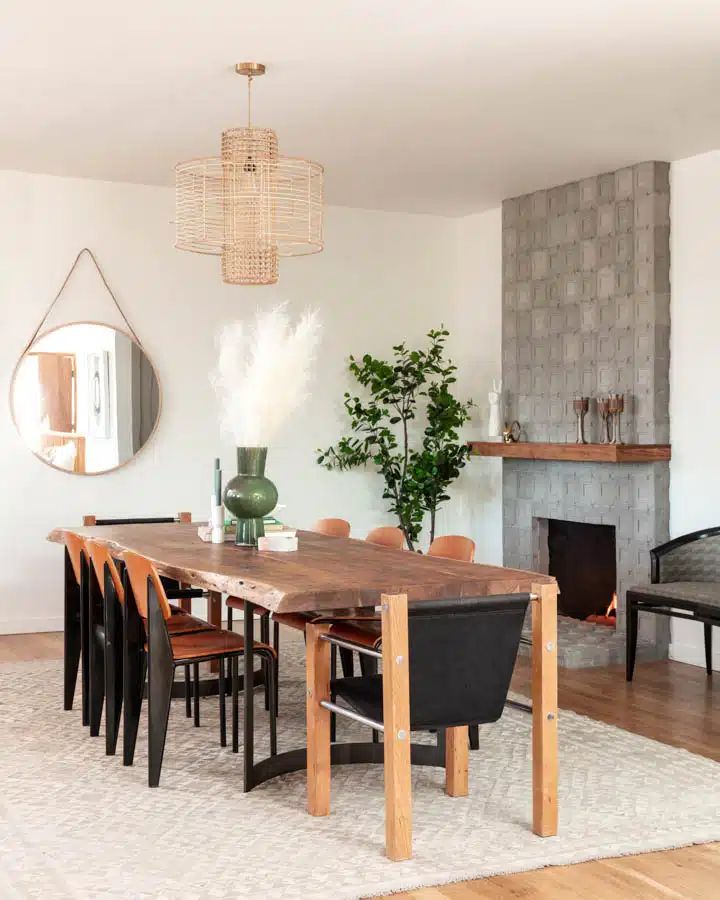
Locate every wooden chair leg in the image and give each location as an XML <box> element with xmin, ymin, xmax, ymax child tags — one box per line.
<box><xmin>306</xmin><ymin>622</ymin><xmax>332</xmax><ymax>817</ymax></box>
<box><xmin>531</xmin><ymin>582</ymin><xmax>558</xmax><ymax>838</ymax></box>
<box><xmin>381</xmin><ymin>593</ymin><xmax>412</xmax><ymax>862</ymax></box>
<box><xmin>445</xmin><ymin>726</ymin><xmax>469</xmax><ymax>797</ymax></box>
<box><xmin>626</xmin><ymin>595</ymin><xmax>639</xmax><ymax>681</ymax></box>
<box><xmin>705</xmin><ymin>623</ymin><xmax>713</xmax><ymax>676</ymax></box>
<box><xmin>219</xmin><ymin>657</ymin><xmax>227</xmax><ymax>747</ymax></box>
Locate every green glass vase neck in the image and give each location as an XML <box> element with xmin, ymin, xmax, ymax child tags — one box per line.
<box><xmin>236</xmin><ymin>446</ymin><xmax>268</xmax><ymax>476</ymax></box>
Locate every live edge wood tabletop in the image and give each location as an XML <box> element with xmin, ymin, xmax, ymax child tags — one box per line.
<box><xmin>48</xmin><ymin>522</ymin><xmax>559</xmax><ymax>861</ymax></box>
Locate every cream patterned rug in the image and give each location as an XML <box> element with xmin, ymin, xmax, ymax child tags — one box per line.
<box><xmin>0</xmin><ymin>645</ymin><xmax>718</xmax><ymax>900</ymax></box>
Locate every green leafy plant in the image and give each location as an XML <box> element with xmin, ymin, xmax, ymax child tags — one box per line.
<box><xmin>317</xmin><ymin>328</ymin><xmax>472</xmax><ymax>550</ymax></box>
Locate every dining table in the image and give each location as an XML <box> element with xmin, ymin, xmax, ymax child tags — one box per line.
<box><xmin>49</xmin><ymin>522</ymin><xmax>558</xmax><ymax>862</ymax></box>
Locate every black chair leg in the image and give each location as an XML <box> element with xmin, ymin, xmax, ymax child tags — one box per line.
<box><xmin>227</xmin><ymin>605</ymin><xmax>233</xmax><ymax>630</ymax></box>
<box><xmin>330</xmin><ymin>684</ymin><xmax>337</xmax><ymax>743</ymax></box>
<box><xmin>261</xmin><ymin>614</ymin><xmax>271</xmax><ymax>711</ymax></box>
<box><xmin>193</xmin><ymin>662</ymin><xmax>200</xmax><ymax>727</ymax></box>
<box><xmin>148</xmin><ymin>659</ymin><xmax>174</xmax><ymax>788</ymax></box>
<box><xmin>273</xmin><ymin>622</ymin><xmax>280</xmax><ymax>715</ymax></box>
<box><xmin>124</xmin><ymin>652</ymin><xmax>146</xmax><ymax>766</ymax></box>
<box><xmin>104</xmin><ymin>591</ymin><xmax>123</xmax><ymax>756</ymax></box>
<box><xmin>626</xmin><ymin>595</ymin><xmax>639</xmax><ymax>681</ymax></box>
<box><xmin>266</xmin><ymin>652</ymin><xmax>277</xmax><ymax>757</ymax></box>
<box><xmin>185</xmin><ymin>665</ymin><xmax>192</xmax><ymax>717</ymax></box>
<box><xmin>219</xmin><ymin>657</ymin><xmax>227</xmax><ymax>747</ymax></box>
<box><xmin>469</xmin><ymin>724</ymin><xmax>479</xmax><ymax>751</ymax></box>
<box><xmin>232</xmin><ymin>656</ymin><xmax>239</xmax><ymax>753</ymax></box>
<box><xmin>89</xmin><ymin>631</ymin><xmax>105</xmax><ymax>737</ymax></box>
<box><xmin>80</xmin><ymin>558</ymin><xmax>90</xmax><ymax>726</ymax></box>
<box><xmin>64</xmin><ymin>550</ymin><xmax>81</xmax><ymax>712</ymax></box>
<box><xmin>705</xmin><ymin>623</ymin><xmax>713</xmax><ymax>676</ymax></box>
<box><xmin>339</xmin><ymin>647</ymin><xmax>354</xmax><ymax>677</ymax></box>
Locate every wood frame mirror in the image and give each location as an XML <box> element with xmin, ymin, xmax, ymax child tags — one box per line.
<box><xmin>10</xmin><ymin>321</ymin><xmax>162</xmax><ymax>476</ymax></box>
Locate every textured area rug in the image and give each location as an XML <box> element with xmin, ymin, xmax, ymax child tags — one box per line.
<box><xmin>0</xmin><ymin>649</ymin><xmax>718</xmax><ymax>900</ymax></box>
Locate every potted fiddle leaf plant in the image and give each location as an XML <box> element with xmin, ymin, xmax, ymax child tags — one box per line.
<box><xmin>317</xmin><ymin>327</ymin><xmax>472</xmax><ymax>551</ymax></box>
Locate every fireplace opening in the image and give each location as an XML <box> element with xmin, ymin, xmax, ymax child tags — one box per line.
<box><xmin>547</xmin><ymin>519</ymin><xmax>617</xmax><ymax>623</ymax></box>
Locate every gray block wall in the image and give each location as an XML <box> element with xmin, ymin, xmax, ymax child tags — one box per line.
<box><xmin>502</xmin><ymin>162</ymin><xmax>670</xmax><ymax>444</ymax></box>
<box><xmin>501</xmin><ymin>162</ymin><xmax>671</xmax><ymax>664</ymax></box>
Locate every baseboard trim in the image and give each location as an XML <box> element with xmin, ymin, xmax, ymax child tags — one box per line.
<box><xmin>0</xmin><ymin>616</ymin><xmax>64</xmax><ymax>636</ymax></box>
<box><xmin>669</xmin><ymin>640</ymin><xmax>719</xmax><ymax>672</ymax></box>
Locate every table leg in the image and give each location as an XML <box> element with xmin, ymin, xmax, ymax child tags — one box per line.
<box><xmin>306</xmin><ymin>622</ymin><xmax>332</xmax><ymax>816</ymax></box>
<box><xmin>531</xmin><ymin>582</ymin><xmax>558</xmax><ymax>837</ymax></box>
<box><xmin>208</xmin><ymin>591</ymin><xmax>222</xmax><ymax>674</ymax></box>
<box><xmin>381</xmin><ymin>592</ymin><xmax>412</xmax><ymax>862</ymax></box>
<box><xmin>445</xmin><ymin>726</ymin><xmax>469</xmax><ymax>797</ymax></box>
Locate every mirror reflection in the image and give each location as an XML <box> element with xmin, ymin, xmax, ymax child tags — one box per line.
<box><xmin>12</xmin><ymin>323</ymin><xmax>160</xmax><ymax>475</ymax></box>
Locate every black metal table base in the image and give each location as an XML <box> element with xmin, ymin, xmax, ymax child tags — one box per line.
<box><xmin>247</xmin><ymin>738</ymin><xmax>446</xmax><ymax>791</ymax></box>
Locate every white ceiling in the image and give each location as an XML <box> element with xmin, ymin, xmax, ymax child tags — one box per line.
<box><xmin>1</xmin><ymin>0</ymin><xmax>719</xmax><ymax>215</ymax></box>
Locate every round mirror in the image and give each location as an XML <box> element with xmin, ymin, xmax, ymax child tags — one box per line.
<box><xmin>11</xmin><ymin>323</ymin><xmax>161</xmax><ymax>475</ymax></box>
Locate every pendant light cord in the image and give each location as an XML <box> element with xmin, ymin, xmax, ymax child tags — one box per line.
<box><xmin>247</xmin><ymin>75</ymin><xmax>253</xmax><ymax>128</ymax></box>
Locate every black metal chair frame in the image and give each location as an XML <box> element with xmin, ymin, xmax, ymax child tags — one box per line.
<box><xmin>63</xmin><ymin>516</ymin><xmax>205</xmax><ymax>724</ymax></box>
<box><xmin>123</xmin><ymin>571</ymin><xmax>277</xmax><ymax>787</ymax></box>
<box><xmin>627</xmin><ymin>527</ymin><xmax>720</xmax><ymax>680</ymax></box>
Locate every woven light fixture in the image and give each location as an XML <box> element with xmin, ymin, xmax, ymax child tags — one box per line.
<box><xmin>175</xmin><ymin>63</ymin><xmax>324</xmax><ymax>285</ymax></box>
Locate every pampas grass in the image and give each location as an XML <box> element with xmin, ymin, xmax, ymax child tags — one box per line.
<box><xmin>211</xmin><ymin>305</ymin><xmax>322</xmax><ymax>447</ymax></box>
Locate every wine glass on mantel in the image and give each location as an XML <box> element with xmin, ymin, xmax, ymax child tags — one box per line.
<box><xmin>573</xmin><ymin>397</ymin><xmax>589</xmax><ymax>444</ymax></box>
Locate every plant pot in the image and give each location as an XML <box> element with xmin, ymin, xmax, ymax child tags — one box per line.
<box><xmin>223</xmin><ymin>447</ymin><xmax>278</xmax><ymax>547</ymax></box>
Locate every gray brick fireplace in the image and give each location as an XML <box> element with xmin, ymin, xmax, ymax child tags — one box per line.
<box><xmin>501</xmin><ymin>162</ymin><xmax>671</xmax><ymax>667</ymax></box>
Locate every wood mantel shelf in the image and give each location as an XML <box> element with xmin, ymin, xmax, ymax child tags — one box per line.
<box><xmin>468</xmin><ymin>441</ymin><xmax>671</xmax><ymax>463</ymax></box>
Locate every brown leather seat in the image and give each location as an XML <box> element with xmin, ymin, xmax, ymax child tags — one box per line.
<box><xmin>169</xmin><ymin>629</ymin><xmax>274</xmax><ymax>662</ymax></box>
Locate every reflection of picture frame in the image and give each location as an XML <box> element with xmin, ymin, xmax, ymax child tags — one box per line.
<box><xmin>87</xmin><ymin>350</ymin><xmax>111</xmax><ymax>438</ymax></box>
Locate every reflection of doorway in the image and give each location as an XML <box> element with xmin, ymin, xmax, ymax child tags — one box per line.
<box><xmin>29</xmin><ymin>352</ymin><xmax>76</xmax><ymax>432</ymax></box>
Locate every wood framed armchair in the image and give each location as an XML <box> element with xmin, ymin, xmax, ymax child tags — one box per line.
<box><xmin>305</xmin><ymin>593</ymin><xmax>530</xmax><ymax>832</ymax></box>
<box><xmin>627</xmin><ymin>526</ymin><xmax>720</xmax><ymax>680</ymax></box>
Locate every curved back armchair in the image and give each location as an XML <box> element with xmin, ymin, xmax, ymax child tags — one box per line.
<box><xmin>365</xmin><ymin>526</ymin><xmax>405</xmax><ymax>550</ymax></box>
<box><xmin>428</xmin><ymin>535</ymin><xmax>476</xmax><ymax>563</ymax></box>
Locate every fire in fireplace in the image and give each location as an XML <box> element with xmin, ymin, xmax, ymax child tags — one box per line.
<box><xmin>546</xmin><ymin>519</ymin><xmax>617</xmax><ymax>624</ymax></box>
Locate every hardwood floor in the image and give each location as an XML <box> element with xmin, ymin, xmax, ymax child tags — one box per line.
<box><xmin>2</xmin><ymin>633</ymin><xmax>717</xmax><ymax>898</ymax></box>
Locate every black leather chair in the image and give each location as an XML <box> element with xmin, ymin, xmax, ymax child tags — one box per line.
<box><xmin>324</xmin><ymin>594</ymin><xmax>530</xmax><ymax>783</ymax></box>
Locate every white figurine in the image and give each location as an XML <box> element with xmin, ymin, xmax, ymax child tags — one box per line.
<box><xmin>488</xmin><ymin>378</ymin><xmax>503</xmax><ymax>440</ymax></box>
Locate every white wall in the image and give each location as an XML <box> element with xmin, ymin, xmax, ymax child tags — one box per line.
<box><xmin>446</xmin><ymin>209</ymin><xmax>503</xmax><ymax>564</ymax></box>
<box><xmin>0</xmin><ymin>169</ymin><xmax>503</xmax><ymax>634</ymax></box>
<box><xmin>669</xmin><ymin>149</ymin><xmax>720</xmax><ymax>670</ymax></box>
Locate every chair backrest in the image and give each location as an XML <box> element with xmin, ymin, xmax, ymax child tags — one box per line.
<box><xmin>313</xmin><ymin>518</ymin><xmax>351</xmax><ymax>538</ymax></box>
<box><xmin>64</xmin><ymin>532</ymin><xmax>86</xmax><ymax>584</ymax></box>
<box><xmin>427</xmin><ymin>534</ymin><xmax>475</xmax><ymax>563</ymax></box>
<box><xmin>653</xmin><ymin>527</ymin><xmax>720</xmax><ymax>583</ymax></box>
<box><xmin>85</xmin><ymin>540</ymin><xmax>124</xmax><ymax>604</ymax></box>
<box><xmin>82</xmin><ymin>512</ymin><xmax>191</xmax><ymax>526</ymax></box>
<box><xmin>366</xmin><ymin>526</ymin><xmax>405</xmax><ymax>550</ymax></box>
<box><xmin>123</xmin><ymin>551</ymin><xmax>172</xmax><ymax>620</ymax></box>
<box><xmin>407</xmin><ymin>594</ymin><xmax>529</xmax><ymax>729</ymax></box>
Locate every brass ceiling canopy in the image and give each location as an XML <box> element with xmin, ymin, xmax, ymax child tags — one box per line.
<box><xmin>174</xmin><ymin>62</ymin><xmax>324</xmax><ymax>286</ymax></box>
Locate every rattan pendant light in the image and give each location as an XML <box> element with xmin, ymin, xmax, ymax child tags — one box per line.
<box><xmin>174</xmin><ymin>63</ymin><xmax>324</xmax><ymax>285</ymax></box>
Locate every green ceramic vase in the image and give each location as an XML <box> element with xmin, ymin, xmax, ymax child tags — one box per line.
<box><xmin>223</xmin><ymin>447</ymin><xmax>278</xmax><ymax>547</ymax></box>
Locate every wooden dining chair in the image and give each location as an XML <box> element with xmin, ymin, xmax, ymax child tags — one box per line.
<box><xmin>313</xmin><ymin>518</ymin><xmax>351</xmax><ymax>538</ymax></box>
<box><xmin>122</xmin><ymin>551</ymin><xmax>277</xmax><ymax>787</ymax></box>
<box><xmin>428</xmin><ymin>534</ymin><xmax>476</xmax><ymax>563</ymax></box>
<box><xmin>85</xmin><ymin>539</ymin><xmax>215</xmax><ymax>755</ymax></box>
<box><xmin>306</xmin><ymin>593</ymin><xmax>530</xmax><ymax>835</ymax></box>
<box><xmin>365</xmin><ymin>526</ymin><xmax>405</xmax><ymax>550</ymax></box>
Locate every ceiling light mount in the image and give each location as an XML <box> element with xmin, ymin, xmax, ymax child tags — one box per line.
<box><xmin>235</xmin><ymin>62</ymin><xmax>266</xmax><ymax>78</ymax></box>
